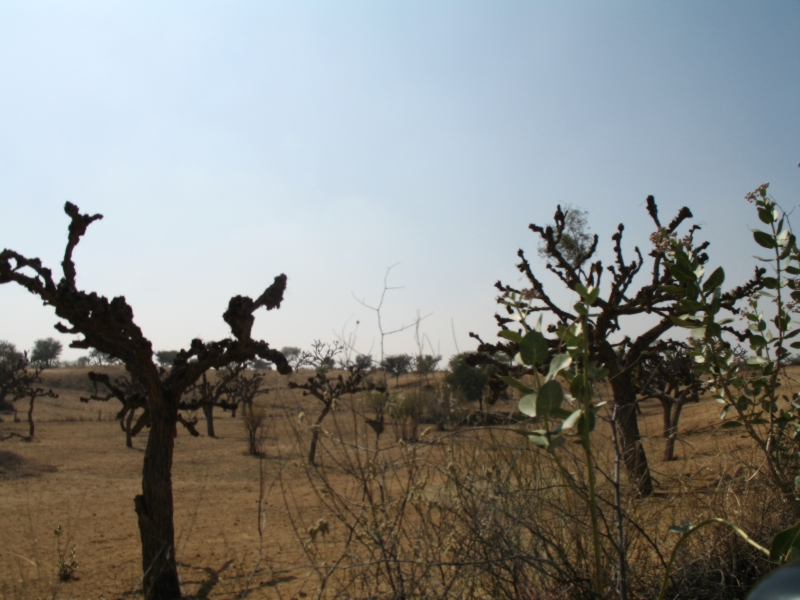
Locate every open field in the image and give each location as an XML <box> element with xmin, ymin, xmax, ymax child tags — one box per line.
<box><xmin>1</xmin><ymin>365</ymin><xmax>797</xmax><ymax>599</ymax></box>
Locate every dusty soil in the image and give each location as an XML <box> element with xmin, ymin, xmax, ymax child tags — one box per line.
<box><xmin>0</xmin><ymin>365</ymin><xmax>794</xmax><ymax>599</ymax></box>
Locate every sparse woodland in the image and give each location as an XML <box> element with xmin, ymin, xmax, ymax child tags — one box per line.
<box><xmin>2</xmin><ymin>186</ymin><xmax>800</xmax><ymax>600</ymax></box>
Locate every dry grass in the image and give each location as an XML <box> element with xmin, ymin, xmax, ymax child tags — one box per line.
<box><xmin>0</xmin><ymin>366</ymin><xmax>798</xmax><ymax>598</ymax></box>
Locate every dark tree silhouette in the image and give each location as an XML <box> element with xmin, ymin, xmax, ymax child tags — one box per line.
<box><xmin>0</xmin><ymin>202</ymin><xmax>290</xmax><ymax>600</ymax></box>
<box><xmin>0</xmin><ymin>350</ymin><xmax>57</xmax><ymax>439</ymax></box>
<box><xmin>0</xmin><ymin>345</ymin><xmax>27</xmax><ymax>412</ymax></box>
<box><xmin>469</xmin><ymin>198</ymin><xmax>762</xmax><ymax>496</ymax></box>
<box><xmin>31</xmin><ymin>337</ymin><xmax>62</xmax><ymax>368</ymax></box>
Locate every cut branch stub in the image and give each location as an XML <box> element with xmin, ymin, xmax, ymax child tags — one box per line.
<box><xmin>223</xmin><ymin>274</ymin><xmax>287</xmax><ymax>341</ymax></box>
<box><xmin>63</xmin><ymin>202</ymin><xmax>103</xmax><ymax>286</ymax></box>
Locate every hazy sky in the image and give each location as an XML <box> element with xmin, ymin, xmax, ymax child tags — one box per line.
<box><xmin>1</xmin><ymin>1</ymin><xmax>798</xmax><ymax>364</ymax></box>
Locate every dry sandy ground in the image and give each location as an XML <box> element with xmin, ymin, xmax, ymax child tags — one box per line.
<box><xmin>0</xmin><ymin>365</ymin><xmax>791</xmax><ymax>599</ymax></box>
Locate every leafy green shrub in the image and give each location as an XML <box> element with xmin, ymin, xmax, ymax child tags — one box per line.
<box><xmin>445</xmin><ymin>352</ymin><xmax>496</xmax><ymax>411</ymax></box>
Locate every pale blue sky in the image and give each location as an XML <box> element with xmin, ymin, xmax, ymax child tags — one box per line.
<box><xmin>1</xmin><ymin>1</ymin><xmax>798</xmax><ymax>363</ymax></box>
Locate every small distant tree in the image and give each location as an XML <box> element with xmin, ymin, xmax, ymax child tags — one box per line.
<box><xmin>17</xmin><ymin>356</ymin><xmax>58</xmax><ymax>438</ymax></box>
<box><xmin>281</xmin><ymin>346</ymin><xmax>303</xmax><ymax>370</ymax></box>
<box><xmin>446</xmin><ymin>353</ymin><xmax>493</xmax><ymax>412</ymax></box>
<box><xmin>414</xmin><ymin>354</ymin><xmax>441</xmax><ymax>375</ymax></box>
<box><xmin>31</xmin><ymin>337</ymin><xmax>62</xmax><ymax>368</ymax></box>
<box><xmin>354</xmin><ymin>354</ymin><xmax>373</xmax><ymax>372</ymax></box>
<box><xmin>0</xmin><ymin>349</ymin><xmax>27</xmax><ymax>413</ymax></box>
<box><xmin>88</xmin><ymin>348</ymin><xmax>122</xmax><ymax>366</ymax></box>
<box><xmin>248</xmin><ymin>358</ymin><xmax>270</xmax><ymax>370</ymax></box>
<box><xmin>227</xmin><ymin>368</ymin><xmax>270</xmax><ymax>418</ymax></box>
<box><xmin>0</xmin><ymin>341</ymin><xmax>23</xmax><ymax>365</ymax></box>
<box><xmin>155</xmin><ymin>350</ymin><xmax>179</xmax><ymax>367</ymax></box>
<box><xmin>183</xmin><ymin>365</ymin><xmax>243</xmax><ymax>437</ymax></box>
<box><xmin>298</xmin><ymin>341</ymin><xmax>343</xmax><ymax>375</ymax></box>
<box><xmin>381</xmin><ymin>354</ymin><xmax>413</xmax><ymax>385</ymax></box>
<box><xmin>537</xmin><ymin>204</ymin><xmax>593</xmax><ymax>267</ymax></box>
<box><xmin>0</xmin><ymin>349</ymin><xmax>57</xmax><ymax>439</ymax></box>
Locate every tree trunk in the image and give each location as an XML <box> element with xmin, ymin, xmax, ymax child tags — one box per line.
<box><xmin>660</xmin><ymin>395</ymin><xmax>687</xmax><ymax>462</ymax></box>
<box><xmin>126</xmin><ymin>407</ymin><xmax>135</xmax><ymax>448</ymax></box>
<box><xmin>27</xmin><ymin>395</ymin><xmax>35</xmax><ymax>438</ymax></box>
<box><xmin>609</xmin><ymin>373</ymin><xmax>654</xmax><ymax>497</ymax></box>
<box><xmin>135</xmin><ymin>415</ymin><xmax>182</xmax><ymax>599</ymax></box>
<box><xmin>202</xmin><ymin>404</ymin><xmax>215</xmax><ymax>437</ymax></box>
<box><xmin>308</xmin><ymin>403</ymin><xmax>332</xmax><ymax>465</ymax></box>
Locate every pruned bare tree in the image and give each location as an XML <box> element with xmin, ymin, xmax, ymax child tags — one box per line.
<box><xmin>183</xmin><ymin>365</ymin><xmax>244</xmax><ymax>437</ymax></box>
<box><xmin>0</xmin><ymin>202</ymin><xmax>290</xmax><ymax>600</ymax></box>
<box><xmin>469</xmin><ymin>198</ymin><xmax>762</xmax><ymax>496</ymax></box>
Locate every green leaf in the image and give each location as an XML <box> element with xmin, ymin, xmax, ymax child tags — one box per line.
<box><xmin>518</xmin><ymin>393</ymin><xmax>538</xmax><ymax>418</ymax></box>
<box><xmin>519</xmin><ymin>331</ymin><xmax>549</xmax><ymax>366</ymax></box>
<box><xmin>659</xmin><ymin>285</ymin><xmax>687</xmax><ymax>297</ymax></box>
<box><xmin>555</xmin><ymin>408</ymin><xmax>583</xmax><ymax>433</ymax></box>
<box><xmin>671</xmin><ymin>315</ymin><xmax>700</xmax><ymax>328</ymax></box>
<box><xmin>498</xmin><ymin>329</ymin><xmax>522</xmax><ymax>344</ymax></box>
<box><xmin>753</xmin><ymin>230</ymin><xmax>776</xmax><ymax>249</ymax></box>
<box><xmin>537</xmin><ymin>380</ymin><xmax>564</xmax><ymax>416</ymax></box>
<box><xmin>546</xmin><ymin>354</ymin><xmax>573</xmax><ymax>382</ymax></box>
<box><xmin>666</xmin><ymin>262</ymin><xmax>697</xmax><ymax>284</ymax></box>
<box><xmin>527</xmin><ymin>432</ymin><xmax>550</xmax><ymax>449</ymax></box>
<box><xmin>721</xmin><ymin>420</ymin><xmax>744</xmax><ymax>429</ymax></box>
<box><xmin>758</xmin><ymin>207</ymin><xmax>776</xmax><ymax>224</ymax></box>
<box><xmin>570</xmin><ymin>377</ymin><xmax>590</xmax><ymax>402</ymax></box>
<box><xmin>770</xmin><ymin>521</ymin><xmax>800</xmax><ymax>563</ymax></box>
<box><xmin>669</xmin><ymin>525</ymin><xmax>688</xmax><ymax>534</ymax></box>
<box><xmin>702</xmin><ymin>267</ymin><xmax>725</xmax><ymax>294</ymax></box>
<box><xmin>746</xmin><ymin>356</ymin><xmax>769</xmax><ymax>366</ymax></box>
<box><xmin>763</xmin><ymin>276</ymin><xmax>780</xmax><ymax>290</ymax></box>
<box><xmin>499</xmin><ymin>375</ymin><xmax>535</xmax><ymax>395</ymax></box>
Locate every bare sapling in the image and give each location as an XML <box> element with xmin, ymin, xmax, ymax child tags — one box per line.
<box><xmin>0</xmin><ymin>202</ymin><xmax>291</xmax><ymax>600</ymax></box>
<box><xmin>228</xmin><ymin>370</ymin><xmax>272</xmax><ymax>455</ymax></box>
<box><xmin>290</xmin><ymin>342</ymin><xmax>385</xmax><ymax>464</ymax></box>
